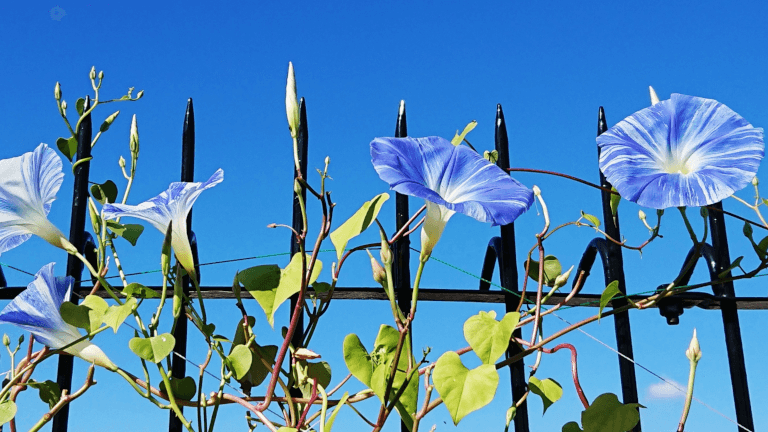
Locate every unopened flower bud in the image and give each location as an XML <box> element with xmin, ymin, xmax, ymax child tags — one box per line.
<box><xmin>98</xmin><ymin>70</ymin><xmax>104</xmax><ymax>80</ymax></box>
<box><xmin>649</xmin><ymin>86</ymin><xmax>660</xmax><ymax>105</ymax></box>
<box><xmin>88</xmin><ymin>198</ymin><xmax>101</xmax><ymax>235</ymax></box>
<box><xmin>232</xmin><ymin>274</ymin><xmax>242</xmax><ymax>304</ymax></box>
<box><xmin>129</xmin><ymin>115</ymin><xmax>139</xmax><ymax>158</ymax></box>
<box><xmin>638</xmin><ymin>210</ymin><xmax>646</xmax><ymax>221</ymax></box>
<box><xmin>700</xmin><ymin>207</ymin><xmax>708</xmax><ymax>218</ymax></box>
<box><xmin>2</xmin><ymin>334</ymin><xmax>10</xmax><ymax>347</ymax></box>
<box><xmin>367</xmin><ymin>250</ymin><xmax>387</xmax><ymax>286</ymax></box>
<box><xmin>17</xmin><ymin>334</ymin><xmax>23</xmax><ymax>345</ymax></box>
<box><xmin>752</xmin><ymin>176</ymin><xmax>759</xmax><ymax>187</ymax></box>
<box><xmin>89</xmin><ymin>66</ymin><xmax>96</xmax><ymax>81</ymax></box>
<box><xmin>532</xmin><ymin>185</ymin><xmax>541</xmax><ymax>196</ymax></box>
<box><xmin>656</xmin><ymin>209</ymin><xmax>664</xmax><ymax>217</ymax></box>
<box><xmin>61</xmin><ymin>100</ymin><xmax>67</xmax><ymax>115</ymax></box>
<box><xmin>285</xmin><ymin>62</ymin><xmax>299</xmax><ymax>138</ymax></box>
<box><xmin>294</xmin><ymin>348</ymin><xmax>321</xmax><ymax>360</ymax></box>
<box><xmin>118</xmin><ymin>156</ymin><xmax>126</xmax><ymax>169</ymax></box>
<box><xmin>161</xmin><ymin>223</ymin><xmax>173</xmax><ymax>275</ymax></box>
<box><xmin>54</xmin><ymin>82</ymin><xmax>61</xmax><ymax>100</ymax></box>
<box><xmin>685</xmin><ymin>329</ymin><xmax>702</xmax><ymax>363</ymax></box>
<box><xmin>100</xmin><ymin>110</ymin><xmax>120</xmax><ymax>133</ymax></box>
<box><xmin>325</xmin><ymin>156</ymin><xmax>330</xmax><ymax>166</ymax></box>
<box><xmin>553</xmin><ymin>265</ymin><xmax>574</xmax><ymax>289</ymax></box>
<box><xmin>135</xmin><ymin>90</ymin><xmax>144</xmax><ymax>100</ymax></box>
<box><xmin>743</xmin><ymin>221</ymin><xmax>754</xmax><ymax>238</ymax></box>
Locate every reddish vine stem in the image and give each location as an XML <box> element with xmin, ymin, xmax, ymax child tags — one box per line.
<box><xmin>296</xmin><ymin>378</ymin><xmax>318</xmax><ymax>428</ymax></box>
<box><xmin>541</xmin><ymin>343</ymin><xmax>589</xmax><ymax>409</ymax></box>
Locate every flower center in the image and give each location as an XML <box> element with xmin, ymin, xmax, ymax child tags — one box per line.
<box><xmin>661</xmin><ymin>157</ymin><xmax>692</xmax><ymax>175</ymax></box>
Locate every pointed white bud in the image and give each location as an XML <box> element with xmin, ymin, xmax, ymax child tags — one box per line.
<box><xmin>286</xmin><ymin>62</ymin><xmax>300</xmax><ymax>138</ymax></box>
<box><xmin>649</xmin><ymin>86</ymin><xmax>660</xmax><ymax>105</ymax></box>
<box><xmin>685</xmin><ymin>329</ymin><xmax>702</xmax><ymax>363</ymax></box>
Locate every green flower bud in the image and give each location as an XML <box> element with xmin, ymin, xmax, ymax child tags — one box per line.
<box><xmin>135</xmin><ymin>90</ymin><xmax>144</xmax><ymax>100</ymax></box>
<box><xmin>98</xmin><ymin>70</ymin><xmax>104</xmax><ymax>80</ymax></box>
<box><xmin>88</xmin><ymin>197</ymin><xmax>101</xmax><ymax>236</ymax></box>
<box><xmin>89</xmin><ymin>66</ymin><xmax>96</xmax><ymax>81</ymax></box>
<box><xmin>100</xmin><ymin>110</ymin><xmax>120</xmax><ymax>133</ymax></box>
<box><xmin>743</xmin><ymin>221</ymin><xmax>754</xmax><ymax>238</ymax></box>
<box><xmin>232</xmin><ymin>274</ymin><xmax>242</xmax><ymax>304</ymax></box>
<box><xmin>656</xmin><ymin>209</ymin><xmax>665</xmax><ymax>217</ymax></box>
<box><xmin>752</xmin><ymin>176</ymin><xmax>759</xmax><ymax>187</ymax></box>
<box><xmin>285</xmin><ymin>62</ymin><xmax>299</xmax><ymax>138</ymax></box>
<box><xmin>17</xmin><ymin>334</ymin><xmax>24</xmax><ymax>345</ymax></box>
<box><xmin>2</xmin><ymin>334</ymin><xmax>10</xmax><ymax>347</ymax></box>
<box><xmin>61</xmin><ymin>100</ymin><xmax>67</xmax><ymax>116</ymax></box>
<box><xmin>161</xmin><ymin>223</ymin><xmax>172</xmax><ymax>276</ymax></box>
<box><xmin>638</xmin><ymin>210</ymin><xmax>646</xmax><ymax>221</ymax></box>
<box><xmin>129</xmin><ymin>115</ymin><xmax>139</xmax><ymax>158</ymax></box>
<box><xmin>553</xmin><ymin>265</ymin><xmax>574</xmax><ymax>289</ymax></box>
<box><xmin>54</xmin><ymin>82</ymin><xmax>61</xmax><ymax>101</ymax></box>
<box><xmin>700</xmin><ymin>207</ymin><xmax>708</xmax><ymax>218</ymax></box>
<box><xmin>685</xmin><ymin>328</ymin><xmax>702</xmax><ymax>363</ymax></box>
<box><xmin>118</xmin><ymin>156</ymin><xmax>126</xmax><ymax>169</ymax></box>
<box><xmin>367</xmin><ymin>249</ymin><xmax>387</xmax><ymax>286</ymax></box>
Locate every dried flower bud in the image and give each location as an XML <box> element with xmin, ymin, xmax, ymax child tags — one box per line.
<box><xmin>294</xmin><ymin>348</ymin><xmax>321</xmax><ymax>360</ymax></box>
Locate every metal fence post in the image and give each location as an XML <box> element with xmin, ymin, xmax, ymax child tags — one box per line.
<box><xmin>52</xmin><ymin>96</ymin><xmax>92</xmax><ymax>432</ymax></box>
<box><xmin>596</xmin><ymin>107</ymin><xmax>641</xmax><ymax>431</ymax></box>
<box><xmin>392</xmin><ymin>100</ymin><xmax>411</xmax><ymax>432</ymax></box>
<box><xmin>169</xmin><ymin>98</ymin><xmax>196</xmax><ymax>432</ymax></box>
<box><xmin>707</xmin><ymin>202</ymin><xmax>754</xmax><ymax>431</ymax></box>
<box><xmin>494</xmin><ymin>104</ymin><xmax>530</xmax><ymax>432</ymax></box>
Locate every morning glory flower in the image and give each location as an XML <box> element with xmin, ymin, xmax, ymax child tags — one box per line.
<box><xmin>597</xmin><ymin>93</ymin><xmax>764</xmax><ymax>209</ymax></box>
<box><xmin>371</xmin><ymin>136</ymin><xmax>533</xmax><ymax>259</ymax></box>
<box><xmin>102</xmin><ymin>169</ymin><xmax>224</xmax><ymax>276</ymax></box>
<box><xmin>0</xmin><ymin>263</ymin><xmax>116</xmax><ymax>370</ymax></box>
<box><xmin>0</xmin><ymin>143</ymin><xmax>71</xmax><ymax>256</ymax></box>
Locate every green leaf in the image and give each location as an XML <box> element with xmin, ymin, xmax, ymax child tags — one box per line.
<box><xmin>609</xmin><ymin>188</ymin><xmax>620</xmax><ymax>217</ymax></box>
<box><xmin>122</xmin><ymin>282</ymin><xmax>159</xmax><ymax>299</ymax></box>
<box><xmin>106</xmin><ymin>221</ymin><xmax>145</xmax><ymax>246</ymax></box>
<box><xmin>350</xmin><ymin>325</ymin><xmax>418</xmax><ymax>431</ymax></box>
<box><xmin>562</xmin><ymin>421</ymin><xmax>584</xmax><ymax>432</ymax></box>
<box><xmin>463</xmin><ymin>310</ymin><xmax>520</xmax><ymax>364</ymax></box>
<box><xmin>313</xmin><ymin>282</ymin><xmax>332</xmax><ymax>293</ymax></box>
<box><xmin>330</xmin><ymin>193</ymin><xmax>389</xmax><ymax>261</ymax></box>
<box><xmin>528</xmin><ymin>377</ymin><xmax>563</xmax><ymax>414</ymax></box>
<box><xmin>598</xmin><ymin>281</ymin><xmax>621</xmax><ymax>322</ymax></box>
<box><xmin>60</xmin><ymin>294</ymin><xmax>108</xmax><ymax>335</ymax></box>
<box><xmin>483</xmin><ymin>150</ymin><xmax>499</xmax><ymax>164</ymax></box>
<box><xmin>343</xmin><ymin>333</ymin><xmax>372</xmax><ymax>387</ymax></box>
<box><xmin>102</xmin><ymin>297</ymin><xmax>136</xmax><ymax>333</ymax></box>
<box><xmin>27</xmin><ymin>380</ymin><xmax>61</xmax><ymax>409</ymax></box>
<box><xmin>581</xmin><ymin>211</ymin><xmax>601</xmax><ymax>228</ymax></box>
<box><xmin>451</xmin><ymin>120</ymin><xmax>478</xmax><ymax>146</ymax></box>
<box><xmin>297</xmin><ymin>361</ymin><xmax>332</xmax><ymax>398</ymax></box>
<box><xmin>718</xmin><ymin>256</ymin><xmax>744</xmax><ymax>279</ymax></box>
<box><xmin>76</xmin><ymin>98</ymin><xmax>85</xmax><ymax>116</ymax></box>
<box><xmin>159</xmin><ymin>376</ymin><xmax>196</xmax><ymax>400</ymax></box>
<box><xmin>432</xmin><ymin>351</ymin><xmax>498</xmax><ymax>425</ymax></box>
<box><xmin>581</xmin><ymin>393</ymin><xmax>643</xmax><ymax>432</ymax></box>
<box><xmin>0</xmin><ymin>400</ymin><xmax>16</xmax><ymax>425</ymax></box>
<box><xmin>56</xmin><ymin>137</ymin><xmax>78</xmax><ymax>162</ymax></box>
<box><xmin>129</xmin><ymin>333</ymin><xmax>176</xmax><ymax>363</ymax></box>
<box><xmin>90</xmin><ymin>180</ymin><xmax>119</xmax><ymax>204</ymax></box>
<box><xmin>230</xmin><ymin>317</ymin><xmax>278</xmax><ymax>387</ymax></box>
<box><xmin>325</xmin><ymin>391</ymin><xmax>350</xmax><ymax>432</ymax></box>
<box><xmin>525</xmin><ymin>255</ymin><xmax>562</xmax><ymax>287</ymax></box>
<box><xmin>238</xmin><ymin>253</ymin><xmax>322</xmax><ymax>327</ymax></box>
<box><xmin>227</xmin><ymin>345</ymin><xmax>253</xmax><ymax>380</ymax></box>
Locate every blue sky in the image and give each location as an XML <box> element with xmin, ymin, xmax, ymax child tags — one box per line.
<box><xmin>0</xmin><ymin>1</ymin><xmax>766</xmax><ymax>431</ymax></box>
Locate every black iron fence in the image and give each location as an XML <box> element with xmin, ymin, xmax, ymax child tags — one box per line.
<box><xmin>0</xmin><ymin>97</ymin><xmax>760</xmax><ymax>432</ymax></box>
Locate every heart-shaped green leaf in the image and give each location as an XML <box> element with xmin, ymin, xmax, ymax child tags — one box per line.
<box><xmin>581</xmin><ymin>393</ymin><xmax>643</xmax><ymax>432</ymax></box>
<box><xmin>226</xmin><ymin>345</ymin><xmax>253</xmax><ymax>380</ymax></box>
<box><xmin>581</xmin><ymin>211</ymin><xmax>601</xmax><ymax>228</ymax></box>
<box><xmin>451</xmin><ymin>120</ymin><xmax>477</xmax><ymax>146</ymax></box>
<box><xmin>27</xmin><ymin>380</ymin><xmax>61</xmax><ymax>409</ymax></box>
<box><xmin>528</xmin><ymin>376</ymin><xmax>563</xmax><ymax>414</ymax></box>
<box><xmin>60</xmin><ymin>295</ymin><xmax>109</xmax><ymax>335</ymax></box>
<box><xmin>230</xmin><ymin>317</ymin><xmax>277</xmax><ymax>388</ymax></box>
<box><xmin>106</xmin><ymin>221</ymin><xmax>145</xmax><ymax>246</ymax></box>
<box><xmin>102</xmin><ymin>297</ymin><xmax>136</xmax><ymax>333</ymax></box>
<box><xmin>75</xmin><ymin>97</ymin><xmax>85</xmax><ymax>116</ymax></box>
<box><xmin>129</xmin><ymin>333</ymin><xmax>176</xmax><ymax>363</ymax></box>
<box><xmin>343</xmin><ymin>333</ymin><xmax>372</xmax><ymax>387</ymax></box>
<box><xmin>525</xmin><ymin>255</ymin><xmax>562</xmax><ymax>287</ymax></box>
<box><xmin>122</xmin><ymin>283</ymin><xmax>159</xmax><ymax>299</ymax></box>
<box><xmin>599</xmin><ymin>281</ymin><xmax>621</xmax><ymax>321</ymax></box>
<box><xmin>463</xmin><ymin>310</ymin><xmax>520</xmax><ymax>364</ymax></box>
<box><xmin>90</xmin><ymin>180</ymin><xmax>118</xmax><ymax>204</ymax></box>
<box><xmin>56</xmin><ymin>137</ymin><xmax>78</xmax><ymax>162</ymax></box>
<box><xmin>159</xmin><ymin>376</ymin><xmax>196</xmax><ymax>400</ymax></box>
<box><xmin>433</xmin><ymin>351</ymin><xmax>499</xmax><ymax>425</ymax></box>
<box><xmin>562</xmin><ymin>421</ymin><xmax>584</xmax><ymax>432</ymax></box>
<box><xmin>297</xmin><ymin>361</ymin><xmax>332</xmax><ymax>398</ymax></box>
<box><xmin>239</xmin><ymin>254</ymin><xmax>322</xmax><ymax>327</ymax></box>
<box><xmin>0</xmin><ymin>400</ymin><xmax>16</xmax><ymax>425</ymax></box>
<box><xmin>330</xmin><ymin>193</ymin><xmax>389</xmax><ymax>261</ymax></box>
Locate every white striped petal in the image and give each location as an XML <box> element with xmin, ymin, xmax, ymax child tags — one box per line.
<box><xmin>598</xmin><ymin>94</ymin><xmax>764</xmax><ymax>208</ymax></box>
<box><xmin>0</xmin><ymin>144</ymin><xmax>68</xmax><ymax>255</ymax></box>
<box><xmin>102</xmin><ymin>169</ymin><xmax>224</xmax><ymax>274</ymax></box>
<box><xmin>0</xmin><ymin>263</ymin><xmax>115</xmax><ymax>370</ymax></box>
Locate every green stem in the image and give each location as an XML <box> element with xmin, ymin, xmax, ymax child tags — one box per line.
<box><xmin>678</xmin><ymin>207</ymin><xmax>698</xmax><ymax>245</ymax></box>
<box><xmin>678</xmin><ymin>359</ymin><xmax>699</xmax><ymax>432</ymax></box>
<box><xmin>409</xmin><ymin>260</ymin><xmax>427</xmax><ymax>318</ymax></box>
<box><xmin>158</xmin><ymin>365</ymin><xmax>194</xmax><ymax>431</ymax></box>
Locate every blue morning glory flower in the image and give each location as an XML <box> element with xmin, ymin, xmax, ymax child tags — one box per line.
<box><xmin>598</xmin><ymin>93</ymin><xmax>764</xmax><ymax>209</ymax></box>
<box><xmin>371</xmin><ymin>136</ymin><xmax>533</xmax><ymax>259</ymax></box>
<box><xmin>102</xmin><ymin>169</ymin><xmax>224</xmax><ymax>275</ymax></box>
<box><xmin>0</xmin><ymin>144</ymin><xmax>71</xmax><ymax>256</ymax></box>
<box><xmin>0</xmin><ymin>263</ymin><xmax>116</xmax><ymax>370</ymax></box>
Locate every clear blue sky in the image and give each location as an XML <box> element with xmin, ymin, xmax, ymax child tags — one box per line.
<box><xmin>0</xmin><ymin>1</ymin><xmax>766</xmax><ymax>431</ymax></box>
